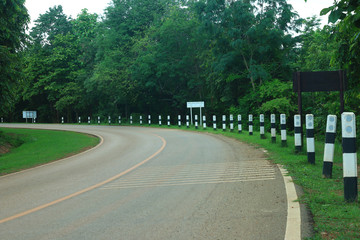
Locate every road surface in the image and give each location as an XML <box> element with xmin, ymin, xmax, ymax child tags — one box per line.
<box><xmin>0</xmin><ymin>124</ymin><xmax>293</xmax><ymax>239</ymax></box>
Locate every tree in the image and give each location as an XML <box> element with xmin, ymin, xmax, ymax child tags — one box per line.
<box><xmin>0</xmin><ymin>0</ymin><xmax>29</xmax><ymax>116</ymax></box>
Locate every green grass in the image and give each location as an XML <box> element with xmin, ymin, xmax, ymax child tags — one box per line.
<box><xmin>0</xmin><ymin>128</ymin><xmax>99</xmax><ymax>175</ymax></box>
<box><xmin>125</xmin><ymin>123</ymin><xmax>359</xmax><ymax>239</ymax></box>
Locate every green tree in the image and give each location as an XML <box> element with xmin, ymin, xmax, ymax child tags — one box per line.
<box><xmin>0</xmin><ymin>0</ymin><xmax>29</xmax><ymax>116</ymax></box>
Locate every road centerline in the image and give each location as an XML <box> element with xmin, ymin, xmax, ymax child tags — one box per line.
<box><xmin>0</xmin><ymin>132</ymin><xmax>167</xmax><ymax>224</ymax></box>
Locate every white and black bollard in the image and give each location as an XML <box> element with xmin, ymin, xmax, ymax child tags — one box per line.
<box><xmin>178</xmin><ymin>115</ymin><xmax>181</xmax><ymax>127</ymax></box>
<box><xmin>78</xmin><ymin>116</ymin><xmax>81</xmax><ymax>124</ymax></box>
<box><xmin>167</xmin><ymin>115</ymin><xmax>170</xmax><ymax>126</ymax></box>
<box><xmin>130</xmin><ymin>115</ymin><xmax>133</xmax><ymax>125</ymax></box>
<box><xmin>186</xmin><ymin>115</ymin><xmax>189</xmax><ymax>128</ymax></box>
<box><xmin>159</xmin><ymin>115</ymin><xmax>162</xmax><ymax>126</ymax></box>
<box><xmin>230</xmin><ymin>114</ymin><xmax>234</xmax><ymax>132</ymax></box>
<box><xmin>271</xmin><ymin>114</ymin><xmax>276</xmax><ymax>143</ymax></box>
<box><xmin>213</xmin><ymin>115</ymin><xmax>217</xmax><ymax>131</ymax></box>
<box><xmin>238</xmin><ymin>115</ymin><xmax>242</xmax><ymax>133</ymax></box>
<box><xmin>148</xmin><ymin>115</ymin><xmax>151</xmax><ymax>125</ymax></box>
<box><xmin>119</xmin><ymin>116</ymin><xmax>121</xmax><ymax>125</ymax></box>
<box><xmin>203</xmin><ymin>116</ymin><xmax>207</xmax><ymax>129</ymax></box>
<box><xmin>260</xmin><ymin>114</ymin><xmax>265</xmax><ymax>139</ymax></box>
<box><xmin>88</xmin><ymin>116</ymin><xmax>91</xmax><ymax>124</ymax></box>
<box><xmin>61</xmin><ymin>117</ymin><xmax>64</xmax><ymax>124</ymax></box>
<box><xmin>1</xmin><ymin>118</ymin><xmax>3</xmax><ymax>123</ymax></box>
<box><xmin>323</xmin><ymin>115</ymin><xmax>337</xmax><ymax>178</ymax></box>
<box><xmin>306</xmin><ymin>114</ymin><xmax>315</xmax><ymax>164</ymax></box>
<box><xmin>294</xmin><ymin>115</ymin><xmax>302</xmax><ymax>153</ymax></box>
<box><xmin>108</xmin><ymin>116</ymin><xmax>111</xmax><ymax>125</ymax></box>
<box><xmin>33</xmin><ymin>118</ymin><xmax>36</xmax><ymax>123</ymax></box>
<box><xmin>248</xmin><ymin>114</ymin><xmax>253</xmax><ymax>135</ymax></box>
<box><xmin>341</xmin><ymin>112</ymin><xmax>358</xmax><ymax>202</ymax></box>
<box><xmin>98</xmin><ymin>116</ymin><xmax>100</xmax><ymax>125</ymax></box>
<box><xmin>280</xmin><ymin>114</ymin><xmax>287</xmax><ymax>147</ymax></box>
<box><xmin>140</xmin><ymin>115</ymin><xmax>143</xmax><ymax>125</ymax></box>
<box><xmin>222</xmin><ymin>115</ymin><xmax>226</xmax><ymax>131</ymax></box>
<box><xmin>195</xmin><ymin>115</ymin><xmax>198</xmax><ymax>129</ymax></box>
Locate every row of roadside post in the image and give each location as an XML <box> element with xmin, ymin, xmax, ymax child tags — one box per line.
<box><xmin>61</xmin><ymin>112</ymin><xmax>357</xmax><ymax>202</ymax></box>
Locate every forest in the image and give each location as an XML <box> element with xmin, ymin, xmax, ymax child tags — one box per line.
<box><xmin>1</xmin><ymin>0</ymin><xmax>360</xmax><ymax>133</ymax></box>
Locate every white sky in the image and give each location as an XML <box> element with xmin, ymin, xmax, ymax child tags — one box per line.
<box><xmin>25</xmin><ymin>0</ymin><xmax>334</xmax><ymax>29</ymax></box>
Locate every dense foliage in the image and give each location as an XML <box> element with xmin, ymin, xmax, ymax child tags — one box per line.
<box><xmin>1</xmin><ymin>0</ymin><xmax>359</xmax><ymax>132</ymax></box>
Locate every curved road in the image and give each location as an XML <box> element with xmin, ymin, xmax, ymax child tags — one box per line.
<box><xmin>0</xmin><ymin>124</ymin><xmax>291</xmax><ymax>239</ymax></box>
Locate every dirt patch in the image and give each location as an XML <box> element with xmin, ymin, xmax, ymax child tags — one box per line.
<box><xmin>0</xmin><ymin>143</ymin><xmax>12</xmax><ymax>155</ymax></box>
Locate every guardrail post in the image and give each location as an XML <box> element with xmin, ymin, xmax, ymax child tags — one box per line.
<box><xmin>341</xmin><ymin>112</ymin><xmax>358</xmax><ymax>202</ymax></box>
<box><xmin>238</xmin><ymin>115</ymin><xmax>242</xmax><ymax>133</ymax></box>
<box><xmin>222</xmin><ymin>115</ymin><xmax>226</xmax><ymax>131</ymax></box>
<box><xmin>260</xmin><ymin>114</ymin><xmax>265</xmax><ymax>139</ymax></box>
<box><xmin>249</xmin><ymin>114</ymin><xmax>253</xmax><ymax>135</ymax></box>
<box><xmin>271</xmin><ymin>114</ymin><xmax>276</xmax><ymax>143</ymax></box>
<box><xmin>280</xmin><ymin>114</ymin><xmax>287</xmax><ymax>147</ymax></box>
<box><xmin>294</xmin><ymin>115</ymin><xmax>302</xmax><ymax>153</ymax></box>
<box><xmin>306</xmin><ymin>114</ymin><xmax>315</xmax><ymax>164</ymax></box>
<box><xmin>213</xmin><ymin>115</ymin><xmax>217</xmax><ymax>131</ymax></box>
<box><xmin>323</xmin><ymin>115</ymin><xmax>336</xmax><ymax>178</ymax></box>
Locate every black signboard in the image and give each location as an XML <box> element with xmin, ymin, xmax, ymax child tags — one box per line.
<box><xmin>293</xmin><ymin>71</ymin><xmax>346</xmax><ymax>92</ymax></box>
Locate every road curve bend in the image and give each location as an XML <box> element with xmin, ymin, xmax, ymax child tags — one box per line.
<box><xmin>0</xmin><ymin>124</ymin><xmax>299</xmax><ymax>239</ymax></box>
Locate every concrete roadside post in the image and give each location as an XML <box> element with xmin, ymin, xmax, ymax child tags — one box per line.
<box><xmin>178</xmin><ymin>115</ymin><xmax>181</xmax><ymax>127</ymax></box>
<box><xmin>249</xmin><ymin>114</ymin><xmax>253</xmax><ymax>135</ymax></box>
<box><xmin>280</xmin><ymin>114</ymin><xmax>287</xmax><ymax>147</ymax></box>
<box><xmin>130</xmin><ymin>115</ymin><xmax>133</xmax><ymax>125</ymax></box>
<box><xmin>186</xmin><ymin>115</ymin><xmax>189</xmax><ymax>128</ymax></box>
<box><xmin>213</xmin><ymin>115</ymin><xmax>217</xmax><ymax>131</ymax></box>
<box><xmin>148</xmin><ymin>115</ymin><xmax>151</xmax><ymax>125</ymax></box>
<box><xmin>222</xmin><ymin>115</ymin><xmax>226</xmax><ymax>131</ymax></box>
<box><xmin>140</xmin><ymin>115</ymin><xmax>143</xmax><ymax>125</ymax></box>
<box><xmin>98</xmin><ymin>116</ymin><xmax>100</xmax><ymax>125</ymax></box>
<box><xmin>203</xmin><ymin>116</ymin><xmax>206</xmax><ymax>129</ymax></box>
<box><xmin>78</xmin><ymin>117</ymin><xmax>81</xmax><ymax>124</ymax></box>
<box><xmin>108</xmin><ymin>116</ymin><xmax>111</xmax><ymax>125</ymax></box>
<box><xmin>167</xmin><ymin>115</ymin><xmax>170</xmax><ymax>127</ymax></box>
<box><xmin>260</xmin><ymin>114</ymin><xmax>265</xmax><ymax>139</ymax></box>
<box><xmin>341</xmin><ymin>112</ymin><xmax>358</xmax><ymax>202</ymax></box>
<box><xmin>159</xmin><ymin>115</ymin><xmax>162</xmax><ymax>126</ymax></box>
<box><xmin>294</xmin><ymin>115</ymin><xmax>302</xmax><ymax>153</ymax></box>
<box><xmin>61</xmin><ymin>117</ymin><xmax>64</xmax><ymax>124</ymax></box>
<box><xmin>195</xmin><ymin>115</ymin><xmax>198</xmax><ymax>129</ymax></box>
<box><xmin>1</xmin><ymin>118</ymin><xmax>3</xmax><ymax>123</ymax></box>
<box><xmin>119</xmin><ymin>116</ymin><xmax>121</xmax><ymax>125</ymax></box>
<box><xmin>238</xmin><ymin>115</ymin><xmax>242</xmax><ymax>133</ymax></box>
<box><xmin>230</xmin><ymin>114</ymin><xmax>234</xmax><ymax>132</ymax></box>
<box><xmin>271</xmin><ymin>114</ymin><xmax>276</xmax><ymax>143</ymax></box>
<box><xmin>323</xmin><ymin>115</ymin><xmax>337</xmax><ymax>178</ymax></box>
<box><xmin>88</xmin><ymin>116</ymin><xmax>91</xmax><ymax>124</ymax></box>
<box><xmin>306</xmin><ymin>114</ymin><xmax>315</xmax><ymax>164</ymax></box>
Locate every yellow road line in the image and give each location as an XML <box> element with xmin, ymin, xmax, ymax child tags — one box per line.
<box><xmin>0</xmin><ymin>133</ymin><xmax>166</xmax><ymax>224</ymax></box>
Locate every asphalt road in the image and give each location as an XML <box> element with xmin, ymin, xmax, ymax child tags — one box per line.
<box><xmin>0</xmin><ymin>124</ymin><xmax>288</xmax><ymax>239</ymax></box>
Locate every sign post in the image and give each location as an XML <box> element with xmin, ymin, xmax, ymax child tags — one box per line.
<box><xmin>22</xmin><ymin>111</ymin><xmax>37</xmax><ymax>123</ymax></box>
<box><xmin>187</xmin><ymin>101</ymin><xmax>204</xmax><ymax>126</ymax></box>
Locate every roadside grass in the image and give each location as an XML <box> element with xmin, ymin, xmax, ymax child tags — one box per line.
<box><xmin>124</xmin><ymin>123</ymin><xmax>359</xmax><ymax>239</ymax></box>
<box><xmin>0</xmin><ymin>128</ymin><xmax>99</xmax><ymax>175</ymax></box>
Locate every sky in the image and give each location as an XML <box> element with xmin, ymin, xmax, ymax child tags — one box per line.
<box><xmin>25</xmin><ymin>0</ymin><xmax>334</xmax><ymax>29</ymax></box>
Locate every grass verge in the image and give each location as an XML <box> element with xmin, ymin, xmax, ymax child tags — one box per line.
<box><xmin>0</xmin><ymin>128</ymin><xmax>99</xmax><ymax>176</ymax></box>
<box><xmin>126</xmin><ymin>123</ymin><xmax>359</xmax><ymax>239</ymax></box>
